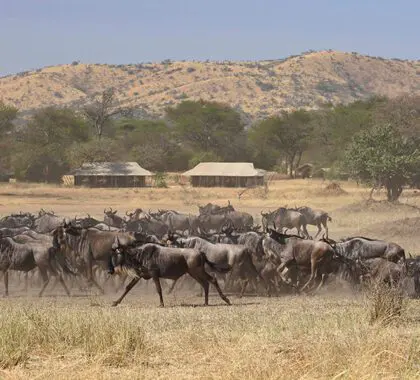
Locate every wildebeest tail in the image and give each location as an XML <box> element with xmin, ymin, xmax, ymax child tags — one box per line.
<box><xmin>201</xmin><ymin>252</ymin><xmax>231</xmax><ymax>273</ymax></box>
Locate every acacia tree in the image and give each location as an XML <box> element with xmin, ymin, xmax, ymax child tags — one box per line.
<box><xmin>344</xmin><ymin>124</ymin><xmax>420</xmax><ymax>201</ymax></box>
<box><xmin>0</xmin><ymin>101</ymin><xmax>18</xmax><ymax>172</ymax></box>
<box><xmin>13</xmin><ymin>108</ymin><xmax>89</xmax><ymax>182</ymax></box>
<box><xmin>249</xmin><ymin>110</ymin><xmax>313</xmax><ymax>176</ymax></box>
<box><xmin>166</xmin><ymin>100</ymin><xmax>247</xmax><ymax>164</ymax></box>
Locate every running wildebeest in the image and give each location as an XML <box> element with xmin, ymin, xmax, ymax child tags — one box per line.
<box><xmin>108</xmin><ymin>240</ymin><xmax>232</xmax><ymax>307</ymax></box>
<box><xmin>335</xmin><ymin>237</ymin><xmax>406</xmax><ymax>264</ymax></box>
<box><xmin>263</xmin><ymin>228</ymin><xmax>335</xmax><ymax>291</ymax></box>
<box><xmin>293</xmin><ymin>206</ymin><xmax>332</xmax><ymax>239</ymax></box>
<box><xmin>53</xmin><ymin>222</ymin><xmax>137</xmax><ymax>293</ymax></box>
<box><xmin>177</xmin><ymin>236</ymin><xmax>269</xmax><ymax>296</ymax></box>
<box><xmin>261</xmin><ymin>208</ymin><xmax>309</xmax><ymax>238</ymax></box>
<box><xmin>0</xmin><ymin>235</ymin><xmax>75</xmax><ymax>296</ymax></box>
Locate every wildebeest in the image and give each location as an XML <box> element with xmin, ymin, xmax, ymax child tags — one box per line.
<box><xmin>335</xmin><ymin>237</ymin><xmax>405</xmax><ymax>264</ymax></box>
<box><xmin>0</xmin><ymin>235</ymin><xmax>74</xmax><ymax>296</ymax></box>
<box><xmin>355</xmin><ymin>258</ymin><xmax>406</xmax><ymax>286</ymax></box>
<box><xmin>0</xmin><ymin>226</ymin><xmax>31</xmax><ymax>238</ymax></box>
<box><xmin>125</xmin><ymin>208</ymin><xmax>149</xmax><ymax>222</ymax></box>
<box><xmin>0</xmin><ymin>213</ymin><xmax>35</xmax><ymax>229</ymax></box>
<box><xmin>103</xmin><ymin>208</ymin><xmax>125</xmax><ymax>228</ymax></box>
<box><xmin>293</xmin><ymin>206</ymin><xmax>332</xmax><ymax>239</ymax></box>
<box><xmin>263</xmin><ymin>228</ymin><xmax>335</xmax><ymax>291</ymax></box>
<box><xmin>198</xmin><ymin>201</ymin><xmax>235</xmax><ymax>215</ymax></box>
<box><xmin>156</xmin><ymin>210</ymin><xmax>197</xmax><ymax>235</ymax></box>
<box><xmin>261</xmin><ymin>208</ymin><xmax>309</xmax><ymax>238</ymax></box>
<box><xmin>52</xmin><ymin>223</ymin><xmax>137</xmax><ymax>293</ymax></box>
<box><xmin>108</xmin><ymin>241</ymin><xmax>232</xmax><ymax>307</ymax></box>
<box><xmin>33</xmin><ymin>212</ymin><xmax>63</xmax><ymax>233</ymax></box>
<box><xmin>177</xmin><ymin>236</ymin><xmax>268</xmax><ymax>296</ymax></box>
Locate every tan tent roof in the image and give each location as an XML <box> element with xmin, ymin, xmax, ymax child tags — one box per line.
<box><xmin>183</xmin><ymin>162</ymin><xmax>262</xmax><ymax>177</ymax></box>
<box><xmin>72</xmin><ymin>162</ymin><xmax>152</xmax><ymax>176</ymax></box>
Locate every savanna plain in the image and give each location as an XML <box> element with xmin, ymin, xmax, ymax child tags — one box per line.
<box><xmin>1</xmin><ymin>179</ymin><xmax>420</xmax><ymax>380</ymax></box>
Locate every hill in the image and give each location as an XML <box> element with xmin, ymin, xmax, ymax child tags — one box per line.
<box><xmin>0</xmin><ymin>50</ymin><xmax>419</xmax><ymax>120</ymax></box>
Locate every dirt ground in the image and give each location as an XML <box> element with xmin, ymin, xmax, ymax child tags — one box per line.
<box><xmin>1</xmin><ymin>179</ymin><xmax>420</xmax><ymax>379</ymax></box>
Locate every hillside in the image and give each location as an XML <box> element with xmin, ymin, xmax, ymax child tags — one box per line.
<box><xmin>0</xmin><ymin>50</ymin><xmax>419</xmax><ymax>120</ymax></box>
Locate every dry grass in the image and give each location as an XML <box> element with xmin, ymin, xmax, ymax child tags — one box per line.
<box><xmin>1</xmin><ymin>179</ymin><xmax>420</xmax><ymax>378</ymax></box>
<box><xmin>1</xmin><ymin>51</ymin><xmax>419</xmax><ymax>119</ymax></box>
<box><xmin>0</xmin><ymin>295</ymin><xmax>420</xmax><ymax>379</ymax></box>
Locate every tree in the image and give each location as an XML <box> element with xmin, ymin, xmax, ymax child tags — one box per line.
<box><xmin>0</xmin><ymin>102</ymin><xmax>18</xmax><ymax>172</ymax></box>
<box><xmin>117</xmin><ymin>119</ymin><xmax>182</xmax><ymax>171</ymax></box>
<box><xmin>249</xmin><ymin>110</ymin><xmax>313</xmax><ymax>176</ymax></box>
<box><xmin>344</xmin><ymin>124</ymin><xmax>420</xmax><ymax>201</ymax></box>
<box><xmin>13</xmin><ymin>108</ymin><xmax>89</xmax><ymax>182</ymax></box>
<box><xmin>0</xmin><ymin>101</ymin><xmax>18</xmax><ymax>134</ymax></box>
<box><xmin>84</xmin><ymin>88</ymin><xmax>131</xmax><ymax>139</ymax></box>
<box><xmin>166</xmin><ymin>100</ymin><xmax>247</xmax><ymax>162</ymax></box>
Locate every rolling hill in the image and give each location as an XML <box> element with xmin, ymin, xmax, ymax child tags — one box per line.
<box><xmin>0</xmin><ymin>50</ymin><xmax>419</xmax><ymax>120</ymax></box>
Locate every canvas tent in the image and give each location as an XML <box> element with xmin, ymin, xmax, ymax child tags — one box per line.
<box><xmin>183</xmin><ymin>162</ymin><xmax>264</xmax><ymax>187</ymax></box>
<box><xmin>71</xmin><ymin>162</ymin><xmax>152</xmax><ymax>187</ymax></box>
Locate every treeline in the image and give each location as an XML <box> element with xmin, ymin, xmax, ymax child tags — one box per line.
<box><xmin>0</xmin><ymin>94</ymin><xmax>419</xmax><ymax>200</ymax></box>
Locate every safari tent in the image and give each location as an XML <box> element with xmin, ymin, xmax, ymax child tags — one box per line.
<box><xmin>183</xmin><ymin>162</ymin><xmax>264</xmax><ymax>187</ymax></box>
<box><xmin>71</xmin><ymin>162</ymin><xmax>152</xmax><ymax>188</ymax></box>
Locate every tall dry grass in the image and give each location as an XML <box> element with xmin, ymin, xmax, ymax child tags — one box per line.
<box><xmin>1</xmin><ymin>296</ymin><xmax>420</xmax><ymax>379</ymax></box>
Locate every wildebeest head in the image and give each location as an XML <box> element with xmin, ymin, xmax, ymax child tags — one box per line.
<box><xmin>104</xmin><ymin>207</ymin><xmax>118</xmax><ymax>217</ymax></box>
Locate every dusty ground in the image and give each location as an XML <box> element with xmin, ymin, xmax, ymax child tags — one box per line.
<box><xmin>1</xmin><ymin>179</ymin><xmax>420</xmax><ymax>379</ymax></box>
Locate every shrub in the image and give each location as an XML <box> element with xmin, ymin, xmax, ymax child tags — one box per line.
<box><xmin>154</xmin><ymin>172</ymin><xmax>168</xmax><ymax>188</ymax></box>
<box><xmin>256</xmin><ymin>80</ymin><xmax>275</xmax><ymax>91</ymax></box>
<box><xmin>366</xmin><ymin>281</ymin><xmax>405</xmax><ymax>325</ymax></box>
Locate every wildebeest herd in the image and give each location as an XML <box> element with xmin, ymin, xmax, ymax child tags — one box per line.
<box><xmin>0</xmin><ymin>203</ymin><xmax>419</xmax><ymax>307</ymax></box>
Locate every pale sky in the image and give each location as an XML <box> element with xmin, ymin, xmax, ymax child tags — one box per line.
<box><xmin>1</xmin><ymin>0</ymin><xmax>419</xmax><ymax>76</ymax></box>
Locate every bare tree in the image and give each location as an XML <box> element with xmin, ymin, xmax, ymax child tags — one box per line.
<box><xmin>84</xmin><ymin>88</ymin><xmax>131</xmax><ymax>139</ymax></box>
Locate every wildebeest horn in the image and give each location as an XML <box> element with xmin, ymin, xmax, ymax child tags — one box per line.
<box><xmin>104</xmin><ymin>208</ymin><xmax>107</xmax><ymax>214</ymax></box>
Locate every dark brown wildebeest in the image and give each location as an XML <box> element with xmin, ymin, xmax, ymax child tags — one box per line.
<box><xmin>52</xmin><ymin>223</ymin><xmax>137</xmax><ymax>293</ymax></box>
<box><xmin>108</xmin><ymin>241</ymin><xmax>232</xmax><ymax>307</ymax></box>
<box><xmin>263</xmin><ymin>228</ymin><xmax>335</xmax><ymax>291</ymax></box>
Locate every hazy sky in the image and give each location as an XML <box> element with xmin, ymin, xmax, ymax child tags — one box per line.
<box><xmin>1</xmin><ymin>0</ymin><xmax>419</xmax><ymax>76</ymax></box>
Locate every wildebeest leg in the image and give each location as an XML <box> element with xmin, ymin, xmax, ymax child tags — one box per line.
<box><xmin>57</xmin><ymin>274</ymin><xmax>71</xmax><ymax>296</ymax></box>
<box><xmin>86</xmin><ymin>258</ymin><xmax>105</xmax><ymax>294</ymax></box>
<box><xmin>112</xmin><ymin>277</ymin><xmax>140</xmax><ymax>306</ymax></box>
<box><xmin>167</xmin><ymin>278</ymin><xmax>179</xmax><ymax>294</ymax></box>
<box><xmin>301</xmin><ymin>224</ymin><xmax>310</xmax><ymax>239</ymax></box>
<box><xmin>24</xmin><ymin>272</ymin><xmax>29</xmax><ymax>292</ymax></box>
<box><xmin>314</xmin><ymin>223</ymin><xmax>322</xmax><ymax>239</ymax></box>
<box><xmin>152</xmin><ymin>276</ymin><xmax>164</xmax><ymax>307</ymax></box>
<box><xmin>322</xmin><ymin>221</ymin><xmax>329</xmax><ymax>239</ymax></box>
<box><xmin>300</xmin><ymin>259</ymin><xmax>317</xmax><ymax>292</ymax></box>
<box><xmin>239</xmin><ymin>278</ymin><xmax>249</xmax><ymax>298</ymax></box>
<box><xmin>3</xmin><ymin>271</ymin><xmax>8</xmax><ymax>297</ymax></box>
<box><xmin>38</xmin><ymin>269</ymin><xmax>50</xmax><ymax>297</ymax></box>
<box><xmin>314</xmin><ymin>273</ymin><xmax>328</xmax><ymax>293</ymax></box>
<box><xmin>205</xmin><ymin>273</ymin><xmax>231</xmax><ymax>305</ymax></box>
